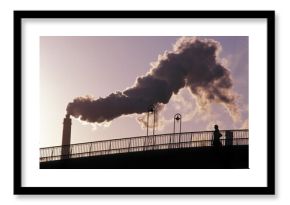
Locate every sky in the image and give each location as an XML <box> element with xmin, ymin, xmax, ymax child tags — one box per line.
<box><xmin>40</xmin><ymin>36</ymin><xmax>248</xmax><ymax>147</ymax></box>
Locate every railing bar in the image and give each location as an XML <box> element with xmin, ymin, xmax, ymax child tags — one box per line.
<box><xmin>40</xmin><ymin>129</ymin><xmax>249</xmax><ymax>150</ymax></box>
<box><xmin>40</xmin><ymin>131</ymin><xmax>249</xmax><ymax>160</ymax></box>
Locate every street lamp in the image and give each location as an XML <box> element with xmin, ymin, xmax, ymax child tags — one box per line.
<box><xmin>173</xmin><ymin>113</ymin><xmax>182</xmax><ymax>148</ymax></box>
<box><xmin>173</xmin><ymin>113</ymin><xmax>182</xmax><ymax>134</ymax></box>
<box><xmin>146</xmin><ymin>104</ymin><xmax>156</xmax><ymax>136</ymax></box>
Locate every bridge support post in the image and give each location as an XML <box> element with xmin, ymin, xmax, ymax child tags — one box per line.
<box><xmin>225</xmin><ymin>131</ymin><xmax>234</xmax><ymax>146</ymax></box>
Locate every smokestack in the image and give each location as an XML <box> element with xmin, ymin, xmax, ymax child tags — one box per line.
<box><xmin>61</xmin><ymin>114</ymin><xmax>72</xmax><ymax>160</ymax></box>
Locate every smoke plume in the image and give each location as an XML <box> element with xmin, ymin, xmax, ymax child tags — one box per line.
<box><xmin>67</xmin><ymin>37</ymin><xmax>240</xmax><ymax>124</ymax></box>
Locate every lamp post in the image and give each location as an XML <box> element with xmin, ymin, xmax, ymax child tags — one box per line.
<box><xmin>144</xmin><ymin>104</ymin><xmax>156</xmax><ymax>151</ymax></box>
<box><xmin>173</xmin><ymin>113</ymin><xmax>182</xmax><ymax>148</ymax></box>
<box><xmin>146</xmin><ymin>104</ymin><xmax>155</xmax><ymax>136</ymax></box>
<box><xmin>173</xmin><ymin>113</ymin><xmax>182</xmax><ymax>134</ymax></box>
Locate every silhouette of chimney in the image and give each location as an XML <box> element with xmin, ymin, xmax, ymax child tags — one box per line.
<box><xmin>61</xmin><ymin>114</ymin><xmax>72</xmax><ymax>160</ymax></box>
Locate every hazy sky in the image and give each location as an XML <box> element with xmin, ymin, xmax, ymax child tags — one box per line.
<box><xmin>40</xmin><ymin>36</ymin><xmax>248</xmax><ymax>147</ymax></box>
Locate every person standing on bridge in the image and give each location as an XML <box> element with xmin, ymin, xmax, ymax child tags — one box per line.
<box><xmin>213</xmin><ymin>124</ymin><xmax>222</xmax><ymax>148</ymax></box>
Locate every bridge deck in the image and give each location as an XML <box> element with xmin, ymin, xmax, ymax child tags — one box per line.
<box><xmin>40</xmin><ymin>129</ymin><xmax>248</xmax><ymax>162</ymax></box>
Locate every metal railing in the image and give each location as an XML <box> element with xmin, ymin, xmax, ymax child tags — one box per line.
<box><xmin>40</xmin><ymin>129</ymin><xmax>248</xmax><ymax>162</ymax></box>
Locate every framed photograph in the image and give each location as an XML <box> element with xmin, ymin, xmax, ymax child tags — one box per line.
<box><xmin>14</xmin><ymin>10</ymin><xmax>275</xmax><ymax>194</ymax></box>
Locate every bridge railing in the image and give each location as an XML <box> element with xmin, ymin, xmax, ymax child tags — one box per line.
<box><xmin>40</xmin><ymin>129</ymin><xmax>248</xmax><ymax>162</ymax></box>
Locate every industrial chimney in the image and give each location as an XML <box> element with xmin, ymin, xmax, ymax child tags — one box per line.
<box><xmin>61</xmin><ymin>114</ymin><xmax>72</xmax><ymax>160</ymax></box>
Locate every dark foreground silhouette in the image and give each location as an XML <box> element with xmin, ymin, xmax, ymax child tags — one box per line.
<box><xmin>40</xmin><ymin>145</ymin><xmax>248</xmax><ymax>169</ymax></box>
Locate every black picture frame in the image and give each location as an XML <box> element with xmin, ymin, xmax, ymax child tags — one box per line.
<box><xmin>14</xmin><ymin>10</ymin><xmax>275</xmax><ymax>195</ymax></box>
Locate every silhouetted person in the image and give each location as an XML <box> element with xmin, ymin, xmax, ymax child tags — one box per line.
<box><xmin>213</xmin><ymin>124</ymin><xmax>222</xmax><ymax>148</ymax></box>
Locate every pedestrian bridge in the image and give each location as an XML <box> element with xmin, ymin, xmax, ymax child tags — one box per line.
<box><xmin>40</xmin><ymin>129</ymin><xmax>248</xmax><ymax>162</ymax></box>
